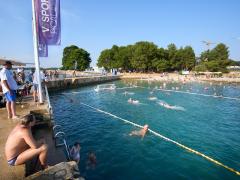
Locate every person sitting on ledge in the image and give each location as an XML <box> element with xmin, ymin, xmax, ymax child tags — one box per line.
<box><xmin>5</xmin><ymin>114</ymin><xmax>48</xmax><ymax>169</ymax></box>
<box><xmin>129</xmin><ymin>124</ymin><xmax>149</xmax><ymax>139</ymax></box>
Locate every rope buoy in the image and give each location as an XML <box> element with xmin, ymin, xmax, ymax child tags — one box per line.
<box><xmin>80</xmin><ymin>102</ymin><xmax>240</xmax><ymax>176</ymax></box>
<box><xmin>156</xmin><ymin>88</ymin><xmax>240</xmax><ymax>101</ymax></box>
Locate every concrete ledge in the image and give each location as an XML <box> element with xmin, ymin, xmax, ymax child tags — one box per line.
<box><xmin>26</xmin><ymin>161</ymin><xmax>82</xmax><ymax>180</ymax></box>
<box><xmin>46</xmin><ymin>75</ymin><xmax>121</xmax><ymax>92</ymax></box>
<box><xmin>0</xmin><ymin>164</ymin><xmax>25</xmax><ymax>180</ymax></box>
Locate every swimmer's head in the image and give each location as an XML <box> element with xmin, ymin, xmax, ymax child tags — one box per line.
<box><xmin>143</xmin><ymin>124</ymin><xmax>149</xmax><ymax>130</ymax></box>
<box><xmin>74</xmin><ymin>142</ymin><xmax>80</xmax><ymax>147</ymax></box>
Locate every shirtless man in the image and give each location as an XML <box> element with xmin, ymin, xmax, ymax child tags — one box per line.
<box><xmin>5</xmin><ymin>114</ymin><xmax>48</xmax><ymax>169</ymax></box>
<box><xmin>129</xmin><ymin>124</ymin><xmax>149</xmax><ymax>139</ymax></box>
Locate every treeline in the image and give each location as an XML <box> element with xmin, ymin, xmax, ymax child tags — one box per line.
<box><xmin>97</xmin><ymin>41</ymin><xmax>237</xmax><ymax>72</ymax></box>
<box><xmin>61</xmin><ymin>42</ymin><xmax>238</xmax><ymax>72</ymax></box>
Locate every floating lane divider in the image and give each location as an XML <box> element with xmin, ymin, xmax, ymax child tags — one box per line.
<box><xmin>117</xmin><ymin>85</ymin><xmax>240</xmax><ymax>101</ymax></box>
<box><xmin>116</xmin><ymin>86</ymin><xmax>140</xmax><ymax>90</ymax></box>
<box><xmin>80</xmin><ymin>102</ymin><xmax>240</xmax><ymax>176</ymax></box>
<box><xmin>156</xmin><ymin>88</ymin><xmax>240</xmax><ymax>101</ymax></box>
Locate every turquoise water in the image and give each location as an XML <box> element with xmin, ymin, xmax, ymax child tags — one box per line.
<box><xmin>50</xmin><ymin>80</ymin><xmax>240</xmax><ymax>180</ymax></box>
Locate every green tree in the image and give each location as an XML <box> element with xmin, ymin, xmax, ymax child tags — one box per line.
<box><xmin>62</xmin><ymin>45</ymin><xmax>91</xmax><ymax>70</ymax></box>
<box><xmin>166</xmin><ymin>44</ymin><xmax>178</xmax><ymax>70</ymax></box>
<box><xmin>200</xmin><ymin>50</ymin><xmax>210</xmax><ymax>62</ymax></box>
<box><xmin>194</xmin><ymin>63</ymin><xmax>207</xmax><ymax>72</ymax></box>
<box><xmin>116</xmin><ymin>46</ymin><xmax>133</xmax><ymax>71</ymax></box>
<box><xmin>177</xmin><ymin>46</ymin><xmax>196</xmax><ymax>70</ymax></box>
<box><xmin>210</xmin><ymin>43</ymin><xmax>229</xmax><ymax>61</ymax></box>
<box><xmin>152</xmin><ymin>48</ymin><xmax>170</xmax><ymax>72</ymax></box>
<box><xmin>97</xmin><ymin>48</ymin><xmax>114</xmax><ymax>70</ymax></box>
<box><xmin>131</xmin><ymin>41</ymin><xmax>158</xmax><ymax>72</ymax></box>
<box><xmin>199</xmin><ymin>43</ymin><xmax>230</xmax><ymax>72</ymax></box>
<box><xmin>111</xmin><ymin>45</ymin><xmax>120</xmax><ymax>68</ymax></box>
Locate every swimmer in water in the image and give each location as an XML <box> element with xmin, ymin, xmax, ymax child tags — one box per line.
<box><xmin>128</xmin><ymin>98</ymin><xmax>133</xmax><ymax>103</ymax></box>
<box><xmin>148</xmin><ymin>97</ymin><xmax>157</xmax><ymax>101</ymax></box>
<box><xmin>128</xmin><ymin>98</ymin><xmax>139</xmax><ymax>104</ymax></box>
<box><xmin>159</xmin><ymin>102</ymin><xmax>172</xmax><ymax>109</ymax></box>
<box><xmin>70</xmin><ymin>142</ymin><xmax>81</xmax><ymax>164</ymax></box>
<box><xmin>129</xmin><ymin>124</ymin><xmax>149</xmax><ymax>139</ymax></box>
<box><xmin>159</xmin><ymin>102</ymin><xmax>185</xmax><ymax>111</ymax></box>
<box><xmin>86</xmin><ymin>151</ymin><xmax>97</xmax><ymax>169</ymax></box>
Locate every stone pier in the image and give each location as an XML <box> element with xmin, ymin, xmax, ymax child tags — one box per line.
<box><xmin>46</xmin><ymin>75</ymin><xmax>121</xmax><ymax>91</ymax></box>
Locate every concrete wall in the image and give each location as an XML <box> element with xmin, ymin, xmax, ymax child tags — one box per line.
<box><xmin>46</xmin><ymin>75</ymin><xmax>121</xmax><ymax>91</ymax></box>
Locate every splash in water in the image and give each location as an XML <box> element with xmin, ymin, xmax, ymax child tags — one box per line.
<box><xmin>158</xmin><ymin>100</ymin><xmax>185</xmax><ymax>111</ymax></box>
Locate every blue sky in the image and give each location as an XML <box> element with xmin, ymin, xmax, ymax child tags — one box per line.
<box><xmin>0</xmin><ymin>0</ymin><xmax>239</xmax><ymax>68</ymax></box>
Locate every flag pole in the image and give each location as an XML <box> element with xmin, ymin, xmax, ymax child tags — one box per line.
<box><xmin>31</xmin><ymin>0</ymin><xmax>43</xmax><ymax>103</ymax></box>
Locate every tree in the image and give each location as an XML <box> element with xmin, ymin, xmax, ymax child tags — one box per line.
<box><xmin>116</xmin><ymin>46</ymin><xmax>133</xmax><ymax>71</ymax></box>
<box><xmin>152</xmin><ymin>48</ymin><xmax>170</xmax><ymax>72</ymax></box>
<box><xmin>199</xmin><ymin>43</ymin><xmax>230</xmax><ymax>72</ymax></box>
<box><xmin>166</xmin><ymin>44</ymin><xmax>178</xmax><ymax>71</ymax></box>
<box><xmin>210</xmin><ymin>43</ymin><xmax>229</xmax><ymax>61</ymax></box>
<box><xmin>97</xmin><ymin>49</ymin><xmax>114</xmax><ymax>70</ymax></box>
<box><xmin>179</xmin><ymin>46</ymin><xmax>196</xmax><ymax>70</ymax></box>
<box><xmin>200</xmin><ymin>50</ymin><xmax>211</xmax><ymax>62</ymax></box>
<box><xmin>62</xmin><ymin>45</ymin><xmax>91</xmax><ymax>70</ymax></box>
<box><xmin>131</xmin><ymin>41</ymin><xmax>158</xmax><ymax>72</ymax></box>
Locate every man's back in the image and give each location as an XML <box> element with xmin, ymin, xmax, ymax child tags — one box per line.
<box><xmin>5</xmin><ymin>124</ymin><xmax>29</xmax><ymax>160</ymax></box>
<box><xmin>5</xmin><ymin>114</ymin><xmax>48</xmax><ymax>167</ymax></box>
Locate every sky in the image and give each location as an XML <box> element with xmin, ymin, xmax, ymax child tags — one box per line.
<box><xmin>0</xmin><ymin>0</ymin><xmax>239</xmax><ymax>68</ymax></box>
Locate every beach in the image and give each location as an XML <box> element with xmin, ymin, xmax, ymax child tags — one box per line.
<box><xmin>120</xmin><ymin>72</ymin><xmax>240</xmax><ymax>83</ymax></box>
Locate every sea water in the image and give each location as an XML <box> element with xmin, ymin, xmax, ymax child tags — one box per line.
<box><xmin>50</xmin><ymin>80</ymin><xmax>240</xmax><ymax>180</ymax></box>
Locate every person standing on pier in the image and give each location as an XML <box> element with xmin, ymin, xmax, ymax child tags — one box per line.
<box><xmin>0</xmin><ymin>61</ymin><xmax>19</xmax><ymax>119</ymax></box>
<box><xmin>32</xmin><ymin>69</ymin><xmax>45</xmax><ymax>102</ymax></box>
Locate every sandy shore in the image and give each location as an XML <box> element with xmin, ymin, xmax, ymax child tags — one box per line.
<box><xmin>120</xmin><ymin>72</ymin><xmax>240</xmax><ymax>83</ymax></box>
<box><xmin>49</xmin><ymin>70</ymin><xmax>240</xmax><ymax>84</ymax></box>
